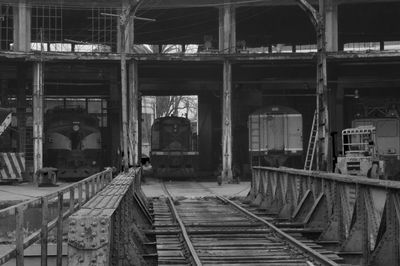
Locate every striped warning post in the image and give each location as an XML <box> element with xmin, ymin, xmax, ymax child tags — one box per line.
<box><xmin>0</xmin><ymin>153</ymin><xmax>25</xmax><ymax>181</ymax></box>
<box><xmin>0</xmin><ymin>108</ymin><xmax>12</xmax><ymax>136</ymax></box>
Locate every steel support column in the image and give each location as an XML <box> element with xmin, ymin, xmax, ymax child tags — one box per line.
<box><xmin>296</xmin><ymin>0</ymin><xmax>331</xmax><ymax>171</ymax></box>
<box><xmin>119</xmin><ymin>6</ymin><xmax>132</xmax><ymax>171</ymax></box>
<box><xmin>222</xmin><ymin>60</ymin><xmax>233</xmax><ymax>182</ymax></box>
<box><xmin>316</xmin><ymin>29</ymin><xmax>330</xmax><ymax>171</ymax></box>
<box><xmin>119</xmin><ymin>0</ymin><xmax>141</xmax><ymax>170</ymax></box>
<box><xmin>33</xmin><ymin>62</ymin><xmax>44</xmax><ymax>176</ymax></box>
<box><xmin>120</xmin><ymin>30</ymin><xmax>129</xmax><ymax>170</ymax></box>
<box><xmin>219</xmin><ymin>4</ymin><xmax>235</xmax><ymax>182</ymax></box>
<box><xmin>128</xmin><ymin>60</ymin><xmax>139</xmax><ymax>166</ymax></box>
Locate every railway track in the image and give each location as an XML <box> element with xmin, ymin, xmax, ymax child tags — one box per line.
<box><xmin>152</xmin><ymin>182</ymin><xmax>347</xmax><ymax>266</ymax></box>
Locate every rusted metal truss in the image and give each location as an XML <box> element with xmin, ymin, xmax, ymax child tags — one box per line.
<box><xmin>247</xmin><ymin>166</ymin><xmax>400</xmax><ymax>265</ymax></box>
<box><xmin>68</xmin><ymin>168</ymin><xmax>153</xmax><ymax>266</ymax></box>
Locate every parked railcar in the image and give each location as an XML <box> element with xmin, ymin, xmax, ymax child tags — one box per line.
<box><xmin>150</xmin><ymin>116</ymin><xmax>198</xmax><ymax>178</ymax></box>
<box><xmin>44</xmin><ymin>108</ymin><xmax>102</xmax><ymax>180</ymax></box>
<box><xmin>248</xmin><ymin>105</ymin><xmax>303</xmax><ymax>168</ymax></box>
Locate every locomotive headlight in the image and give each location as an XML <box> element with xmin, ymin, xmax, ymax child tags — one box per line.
<box><xmin>92</xmin><ymin>161</ymin><xmax>97</xmax><ymax>166</ymax></box>
<box><xmin>72</xmin><ymin>124</ymin><xmax>80</xmax><ymax>131</ymax></box>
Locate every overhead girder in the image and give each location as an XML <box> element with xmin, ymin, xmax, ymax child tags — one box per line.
<box><xmin>295</xmin><ymin>0</ymin><xmax>321</xmax><ymax>29</ymax></box>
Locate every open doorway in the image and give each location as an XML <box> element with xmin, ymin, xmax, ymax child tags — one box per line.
<box><xmin>141</xmin><ymin>95</ymin><xmax>198</xmax><ymax>178</ymax></box>
<box><xmin>142</xmin><ymin>95</ymin><xmax>198</xmax><ymax>157</ymax></box>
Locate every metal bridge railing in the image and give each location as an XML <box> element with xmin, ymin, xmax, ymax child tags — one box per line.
<box><xmin>67</xmin><ymin>168</ymin><xmax>153</xmax><ymax>266</ymax></box>
<box><xmin>0</xmin><ymin>168</ymin><xmax>113</xmax><ymax>266</ymax></box>
<box><xmin>247</xmin><ymin>166</ymin><xmax>400</xmax><ymax>266</ymax></box>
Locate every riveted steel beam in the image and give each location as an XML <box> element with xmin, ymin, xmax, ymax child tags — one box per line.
<box><xmin>68</xmin><ymin>169</ymin><xmax>150</xmax><ymax>266</ymax></box>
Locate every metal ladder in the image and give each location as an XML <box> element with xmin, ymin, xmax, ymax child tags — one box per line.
<box><xmin>304</xmin><ymin>110</ymin><xmax>318</xmax><ymax>171</ymax></box>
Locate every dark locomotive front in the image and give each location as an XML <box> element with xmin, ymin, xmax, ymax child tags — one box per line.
<box><xmin>150</xmin><ymin>116</ymin><xmax>198</xmax><ymax>178</ymax></box>
<box><xmin>44</xmin><ymin>108</ymin><xmax>102</xmax><ymax>180</ymax></box>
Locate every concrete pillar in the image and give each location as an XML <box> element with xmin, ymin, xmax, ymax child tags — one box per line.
<box><xmin>128</xmin><ymin>60</ymin><xmax>139</xmax><ymax>166</ymax></box>
<box><xmin>16</xmin><ymin>64</ymin><xmax>26</xmax><ymax>153</ymax></box>
<box><xmin>222</xmin><ymin>60</ymin><xmax>233</xmax><ymax>182</ymax></box>
<box><xmin>219</xmin><ymin>5</ymin><xmax>236</xmax><ymax>53</ymax></box>
<box><xmin>32</xmin><ymin>62</ymin><xmax>43</xmax><ymax>174</ymax></box>
<box><xmin>13</xmin><ymin>0</ymin><xmax>31</xmax><ymax>52</ymax></box>
<box><xmin>325</xmin><ymin>0</ymin><xmax>338</xmax><ymax>52</ymax></box>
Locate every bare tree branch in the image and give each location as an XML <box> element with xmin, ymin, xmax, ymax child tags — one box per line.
<box><xmin>155</xmin><ymin>95</ymin><xmax>197</xmax><ymax>119</ymax></box>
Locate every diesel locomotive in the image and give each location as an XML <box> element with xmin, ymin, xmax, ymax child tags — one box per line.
<box><xmin>150</xmin><ymin>116</ymin><xmax>198</xmax><ymax>178</ymax></box>
<box><xmin>248</xmin><ymin>105</ymin><xmax>303</xmax><ymax>168</ymax></box>
<box><xmin>44</xmin><ymin>108</ymin><xmax>102</xmax><ymax>180</ymax></box>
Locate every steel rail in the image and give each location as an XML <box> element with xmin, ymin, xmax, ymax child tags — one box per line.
<box><xmin>253</xmin><ymin>166</ymin><xmax>400</xmax><ymax>190</ymax></box>
<box><xmin>216</xmin><ymin>196</ymin><xmax>339</xmax><ymax>266</ymax></box>
<box><xmin>161</xmin><ymin>182</ymin><xmax>203</xmax><ymax>266</ymax></box>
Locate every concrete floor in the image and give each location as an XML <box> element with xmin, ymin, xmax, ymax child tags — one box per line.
<box><xmin>0</xmin><ymin>178</ymin><xmax>251</xmax><ymax>207</ymax></box>
<box><xmin>142</xmin><ymin>178</ymin><xmax>251</xmax><ymax>198</ymax></box>
<box><xmin>0</xmin><ymin>182</ymin><xmax>71</xmax><ymax>206</ymax></box>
